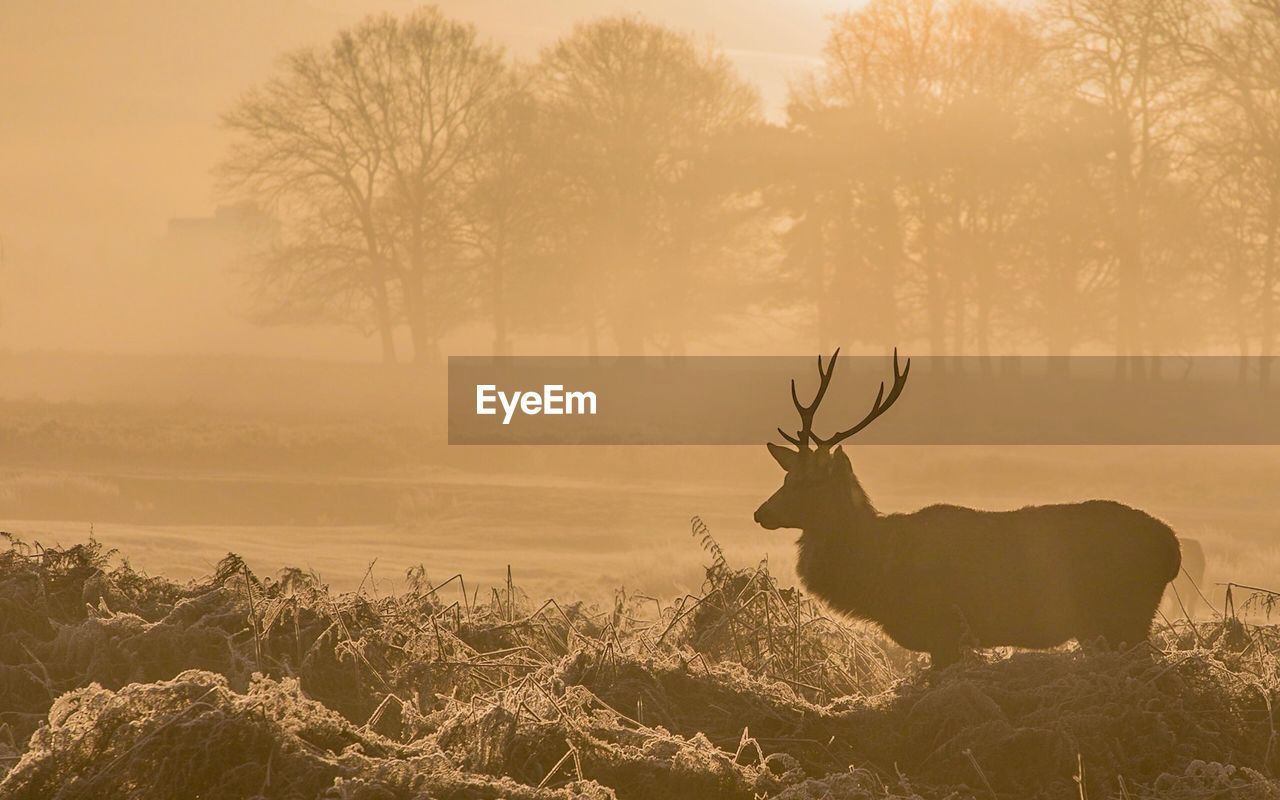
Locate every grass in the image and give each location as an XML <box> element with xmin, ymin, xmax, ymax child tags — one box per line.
<box><xmin>2</xmin><ymin>527</ymin><xmax>1280</xmax><ymax>799</ymax></box>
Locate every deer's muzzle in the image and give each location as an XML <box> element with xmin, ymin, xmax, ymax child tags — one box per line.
<box><xmin>753</xmin><ymin>499</ymin><xmax>784</xmax><ymax>530</ymax></box>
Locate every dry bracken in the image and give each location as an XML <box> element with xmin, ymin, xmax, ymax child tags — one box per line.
<box><xmin>1</xmin><ymin>530</ymin><xmax>1279</xmax><ymax>799</ymax></box>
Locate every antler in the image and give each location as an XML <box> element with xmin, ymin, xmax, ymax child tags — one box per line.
<box><xmin>777</xmin><ymin>348</ymin><xmax>841</xmax><ymax>450</ymax></box>
<box><xmin>812</xmin><ymin>348</ymin><xmax>910</xmax><ymax>449</ymax></box>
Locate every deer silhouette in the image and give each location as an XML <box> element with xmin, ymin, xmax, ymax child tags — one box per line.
<box><xmin>754</xmin><ymin>350</ymin><xmax>1182</xmax><ymax>667</ymax></box>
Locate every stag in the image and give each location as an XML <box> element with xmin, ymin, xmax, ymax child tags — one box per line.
<box><xmin>754</xmin><ymin>350</ymin><xmax>1182</xmax><ymax>667</ymax></box>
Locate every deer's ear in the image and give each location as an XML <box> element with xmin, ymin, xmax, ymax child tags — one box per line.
<box><xmin>831</xmin><ymin>445</ymin><xmax>853</xmax><ymax>472</ymax></box>
<box><xmin>767</xmin><ymin>442</ymin><xmax>799</xmax><ymax>472</ymax></box>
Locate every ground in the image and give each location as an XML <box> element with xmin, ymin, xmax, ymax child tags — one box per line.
<box><xmin>1</xmin><ymin>534</ymin><xmax>1279</xmax><ymax>799</ymax></box>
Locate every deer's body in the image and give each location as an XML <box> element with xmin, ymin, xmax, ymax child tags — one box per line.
<box><xmin>757</xmin><ymin>350</ymin><xmax>1183</xmax><ymax>667</ymax></box>
<box><xmin>789</xmin><ymin>475</ymin><xmax>1181</xmax><ymax>664</ymax></box>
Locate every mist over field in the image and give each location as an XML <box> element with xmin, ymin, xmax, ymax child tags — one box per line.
<box><xmin>3</xmin><ymin>0</ymin><xmax>1280</xmax><ymax>797</ymax></box>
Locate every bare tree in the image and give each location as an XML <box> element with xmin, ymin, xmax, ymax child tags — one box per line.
<box><xmin>1012</xmin><ymin>97</ymin><xmax>1116</xmax><ymax>365</ymax></box>
<box><xmin>764</xmin><ymin>100</ymin><xmax>905</xmax><ymax>354</ymax></box>
<box><xmin>1043</xmin><ymin>0</ymin><xmax>1202</xmax><ymax>374</ymax></box>
<box><xmin>221</xmin><ymin>8</ymin><xmax>510</xmax><ymax>363</ymax></box>
<box><xmin>819</xmin><ymin>0</ymin><xmax>949</xmax><ymax>356</ymax></box>
<box><xmin>460</xmin><ymin>83</ymin><xmax>570</xmax><ymax>356</ymax></box>
<box><xmin>533</xmin><ymin>16</ymin><xmax>760</xmax><ymax>356</ymax></box>
<box><xmin>1193</xmin><ymin>0</ymin><xmax>1280</xmax><ymax>386</ymax></box>
<box><xmin>807</xmin><ymin>0</ymin><xmax>1042</xmax><ymax>362</ymax></box>
<box><xmin>927</xmin><ymin>2</ymin><xmax>1044</xmax><ymax>366</ymax></box>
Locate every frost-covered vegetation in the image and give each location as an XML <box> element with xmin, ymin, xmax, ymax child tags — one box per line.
<box><xmin>1</xmin><ymin>526</ymin><xmax>1278</xmax><ymax>799</ymax></box>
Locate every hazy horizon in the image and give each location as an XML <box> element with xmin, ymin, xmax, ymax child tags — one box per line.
<box><xmin>2</xmin><ymin>5</ymin><xmax>1278</xmax><ymax>794</ymax></box>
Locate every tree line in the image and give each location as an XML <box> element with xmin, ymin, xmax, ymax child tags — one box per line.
<box><xmin>219</xmin><ymin>0</ymin><xmax>1280</xmax><ymax>382</ymax></box>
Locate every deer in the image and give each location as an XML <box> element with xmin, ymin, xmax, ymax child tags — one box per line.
<box><xmin>754</xmin><ymin>350</ymin><xmax>1182</xmax><ymax>667</ymax></box>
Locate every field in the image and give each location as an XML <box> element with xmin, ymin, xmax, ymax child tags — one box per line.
<box><xmin>2</xmin><ymin>432</ymin><xmax>1279</xmax><ymax>603</ymax></box>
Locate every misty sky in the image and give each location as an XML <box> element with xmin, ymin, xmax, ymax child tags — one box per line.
<box><xmin>0</xmin><ymin>0</ymin><xmax>857</xmax><ymax>357</ymax></box>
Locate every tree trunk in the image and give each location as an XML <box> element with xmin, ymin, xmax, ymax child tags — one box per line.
<box><xmin>976</xmin><ymin>283</ymin><xmax>991</xmax><ymax>373</ymax></box>
<box><xmin>975</xmin><ymin>236</ymin><xmax>993</xmax><ymax>375</ymax></box>
<box><xmin>921</xmin><ymin>199</ymin><xmax>946</xmax><ymax>363</ymax></box>
<box><xmin>362</xmin><ymin>235</ymin><xmax>397</xmax><ymax>364</ymax></box>
<box><xmin>1045</xmin><ymin>237</ymin><xmax>1070</xmax><ymax>378</ymax></box>
<box><xmin>1261</xmin><ymin>180</ymin><xmax>1279</xmax><ymax>391</ymax></box>
<box><xmin>1115</xmin><ymin>225</ymin><xmax>1142</xmax><ymax>379</ymax></box>
<box><xmin>952</xmin><ymin>281</ymin><xmax>966</xmax><ymax>373</ymax></box>
<box><xmin>378</xmin><ymin>323</ymin><xmax>397</xmax><ymax>364</ymax></box>
<box><xmin>402</xmin><ymin>273</ymin><xmax>436</xmax><ymax>366</ymax></box>
<box><xmin>613</xmin><ymin>326</ymin><xmax>645</xmax><ymax>357</ymax></box>
<box><xmin>372</xmin><ymin>280</ymin><xmax>397</xmax><ymax>364</ymax></box>
<box><xmin>810</xmin><ymin>209</ymin><xmax>831</xmax><ymax>355</ymax></box>
<box><xmin>491</xmin><ymin>232</ymin><xmax>510</xmax><ymax>357</ymax></box>
<box><xmin>872</xmin><ymin>178</ymin><xmax>904</xmax><ymax>350</ymax></box>
<box><xmin>1113</xmin><ymin>121</ymin><xmax>1143</xmax><ymax>380</ymax></box>
<box><xmin>409</xmin><ymin>320</ymin><xmax>437</xmax><ymax>365</ymax></box>
<box><xmin>1233</xmin><ymin>262</ymin><xmax>1249</xmax><ymax>384</ymax></box>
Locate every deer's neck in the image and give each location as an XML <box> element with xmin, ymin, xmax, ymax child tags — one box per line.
<box><xmin>795</xmin><ymin>478</ymin><xmax>883</xmax><ymax>617</ymax></box>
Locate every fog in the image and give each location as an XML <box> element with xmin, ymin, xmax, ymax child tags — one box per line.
<box><xmin>3</xmin><ymin>6</ymin><xmax>1280</xmax><ymax>793</ymax></box>
<box><xmin>0</xmin><ymin>0</ymin><xmax>831</xmax><ymax>359</ymax></box>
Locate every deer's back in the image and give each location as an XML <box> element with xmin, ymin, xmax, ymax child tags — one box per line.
<box><xmin>885</xmin><ymin>499</ymin><xmax>1175</xmax><ymax>567</ymax></box>
<box><xmin>868</xmin><ymin>499</ymin><xmax>1181</xmax><ymax>650</ymax></box>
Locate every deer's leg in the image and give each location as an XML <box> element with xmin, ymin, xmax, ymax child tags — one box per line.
<box><xmin>1101</xmin><ymin>619</ymin><xmax>1153</xmax><ymax>650</ymax></box>
<box><xmin>1078</xmin><ymin>615</ymin><xmax>1152</xmax><ymax>651</ymax></box>
<box><xmin>929</xmin><ymin>644</ymin><xmax>961</xmax><ymax>669</ymax></box>
<box><xmin>925</xmin><ymin>608</ymin><xmax>971</xmax><ymax>669</ymax></box>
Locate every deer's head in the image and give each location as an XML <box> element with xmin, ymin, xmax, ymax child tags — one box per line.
<box><xmin>754</xmin><ymin>349</ymin><xmax>909</xmax><ymax>531</ymax></box>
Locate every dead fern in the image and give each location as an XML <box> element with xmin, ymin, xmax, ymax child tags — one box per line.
<box><xmin>6</xmin><ymin>533</ymin><xmax>1280</xmax><ymax>799</ymax></box>
<box><xmin>690</xmin><ymin>515</ymin><xmax>727</xmax><ymax>580</ymax></box>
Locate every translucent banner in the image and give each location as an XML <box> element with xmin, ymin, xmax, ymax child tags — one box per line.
<box><xmin>448</xmin><ymin>356</ymin><xmax>1280</xmax><ymax>444</ymax></box>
